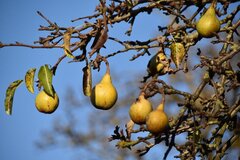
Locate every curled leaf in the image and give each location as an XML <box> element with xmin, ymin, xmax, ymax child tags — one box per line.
<box><xmin>89</xmin><ymin>28</ymin><xmax>108</xmax><ymax>57</ymax></box>
<box><xmin>38</xmin><ymin>64</ymin><xmax>54</xmax><ymax>97</ymax></box>
<box><xmin>63</xmin><ymin>28</ymin><xmax>74</xmax><ymax>58</ymax></box>
<box><xmin>170</xmin><ymin>43</ymin><xmax>186</xmax><ymax>68</ymax></box>
<box><xmin>5</xmin><ymin>80</ymin><xmax>23</xmax><ymax>115</ymax></box>
<box><xmin>82</xmin><ymin>63</ymin><xmax>92</xmax><ymax>96</ymax></box>
<box><xmin>25</xmin><ymin>68</ymin><xmax>36</xmax><ymax>93</ymax></box>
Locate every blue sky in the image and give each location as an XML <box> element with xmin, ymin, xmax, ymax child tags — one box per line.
<box><xmin>1</xmin><ymin>0</ymin><xmax>239</xmax><ymax>160</ymax></box>
<box><xmin>0</xmin><ymin>1</ymin><xmax>100</xmax><ymax>160</ymax></box>
<box><xmin>0</xmin><ymin>1</ymin><xmax>170</xmax><ymax>160</ymax></box>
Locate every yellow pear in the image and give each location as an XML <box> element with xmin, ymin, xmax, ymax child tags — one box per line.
<box><xmin>35</xmin><ymin>90</ymin><xmax>59</xmax><ymax>114</ymax></box>
<box><xmin>146</xmin><ymin>101</ymin><xmax>168</xmax><ymax>134</ymax></box>
<box><xmin>196</xmin><ymin>3</ymin><xmax>220</xmax><ymax>38</ymax></box>
<box><xmin>90</xmin><ymin>71</ymin><xmax>118</xmax><ymax>110</ymax></box>
<box><xmin>129</xmin><ymin>94</ymin><xmax>152</xmax><ymax>124</ymax></box>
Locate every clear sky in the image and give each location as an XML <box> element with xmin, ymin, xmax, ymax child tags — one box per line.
<box><xmin>0</xmin><ymin>0</ymin><xmax>170</xmax><ymax>160</ymax></box>
<box><xmin>1</xmin><ymin>0</ymin><xmax>239</xmax><ymax>160</ymax></box>
<box><xmin>0</xmin><ymin>1</ymin><xmax>100</xmax><ymax>160</ymax></box>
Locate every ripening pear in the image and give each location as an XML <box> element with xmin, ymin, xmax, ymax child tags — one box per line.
<box><xmin>35</xmin><ymin>90</ymin><xmax>59</xmax><ymax>114</ymax></box>
<box><xmin>90</xmin><ymin>70</ymin><xmax>118</xmax><ymax>110</ymax></box>
<box><xmin>147</xmin><ymin>51</ymin><xmax>169</xmax><ymax>76</ymax></box>
<box><xmin>196</xmin><ymin>2</ymin><xmax>220</xmax><ymax>38</ymax></box>
<box><xmin>146</xmin><ymin>101</ymin><xmax>168</xmax><ymax>134</ymax></box>
<box><xmin>129</xmin><ymin>94</ymin><xmax>152</xmax><ymax>124</ymax></box>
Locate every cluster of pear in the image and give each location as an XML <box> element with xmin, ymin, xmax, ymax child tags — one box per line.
<box><xmin>33</xmin><ymin>2</ymin><xmax>220</xmax><ymax>115</ymax></box>
<box><xmin>128</xmin><ymin>2</ymin><xmax>220</xmax><ymax>134</ymax></box>
<box><xmin>138</xmin><ymin>41</ymin><xmax>185</xmax><ymax>133</ymax></box>
<box><xmin>35</xmin><ymin>62</ymin><xmax>118</xmax><ymax>114</ymax></box>
<box><xmin>147</xmin><ymin>2</ymin><xmax>221</xmax><ymax>77</ymax></box>
<box><xmin>129</xmin><ymin>94</ymin><xmax>168</xmax><ymax>134</ymax></box>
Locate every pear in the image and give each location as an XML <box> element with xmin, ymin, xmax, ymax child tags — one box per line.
<box><xmin>129</xmin><ymin>94</ymin><xmax>153</xmax><ymax>124</ymax></box>
<box><xmin>147</xmin><ymin>50</ymin><xmax>169</xmax><ymax>76</ymax></box>
<box><xmin>35</xmin><ymin>90</ymin><xmax>59</xmax><ymax>114</ymax></box>
<box><xmin>196</xmin><ymin>3</ymin><xmax>220</xmax><ymax>38</ymax></box>
<box><xmin>90</xmin><ymin>69</ymin><xmax>118</xmax><ymax>110</ymax></box>
<box><xmin>146</xmin><ymin>100</ymin><xmax>168</xmax><ymax>134</ymax></box>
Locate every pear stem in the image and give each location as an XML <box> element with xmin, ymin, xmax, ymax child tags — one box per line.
<box><xmin>139</xmin><ymin>92</ymin><xmax>145</xmax><ymax>99</ymax></box>
<box><xmin>170</xmin><ymin>33</ymin><xmax>176</xmax><ymax>43</ymax></box>
<box><xmin>212</xmin><ymin>0</ymin><xmax>217</xmax><ymax>8</ymax></box>
<box><xmin>102</xmin><ymin>57</ymin><xmax>110</xmax><ymax>74</ymax></box>
<box><xmin>157</xmin><ymin>94</ymin><xmax>165</xmax><ymax>111</ymax></box>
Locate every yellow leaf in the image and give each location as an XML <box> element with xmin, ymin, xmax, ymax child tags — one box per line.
<box><xmin>5</xmin><ymin>80</ymin><xmax>23</xmax><ymax>115</ymax></box>
<box><xmin>82</xmin><ymin>63</ymin><xmax>92</xmax><ymax>96</ymax></box>
<box><xmin>25</xmin><ymin>68</ymin><xmax>36</xmax><ymax>93</ymax></box>
<box><xmin>63</xmin><ymin>28</ymin><xmax>74</xmax><ymax>58</ymax></box>
<box><xmin>170</xmin><ymin>42</ymin><xmax>186</xmax><ymax>68</ymax></box>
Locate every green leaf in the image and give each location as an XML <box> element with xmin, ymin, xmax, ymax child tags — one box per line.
<box><xmin>38</xmin><ymin>64</ymin><xmax>54</xmax><ymax>97</ymax></box>
<box><xmin>5</xmin><ymin>80</ymin><xmax>23</xmax><ymax>115</ymax></box>
<box><xmin>25</xmin><ymin>68</ymin><xmax>36</xmax><ymax>93</ymax></box>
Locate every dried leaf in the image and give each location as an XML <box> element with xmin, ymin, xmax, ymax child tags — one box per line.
<box><xmin>170</xmin><ymin>43</ymin><xmax>186</xmax><ymax>68</ymax></box>
<box><xmin>38</xmin><ymin>64</ymin><xmax>54</xmax><ymax>97</ymax></box>
<box><xmin>82</xmin><ymin>63</ymin><xmax>92</xmax><ymax>96</ymax></box>
<box><xmin>126</xmin><ymin>120</ymin><xmax>134</xmax><ymax>139</ymax></box>
<box><xmin>89</xmin><ymin>28</ymin><xmax>108</xmax><ymax>57</ymax></box>
<box><xmin>4</xmin><ymin>80</ymin><xmax>23</xmax><ymax>115</ymax></box>
<box><xmin>25</xmin><ymin>68</ymin><xmax>36</xmax><ymax>93</ymax></box>
<box><xmin>63</xmin><ymin>28</ymin><xmax>74</xmax><ymax>58</ymax></box>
